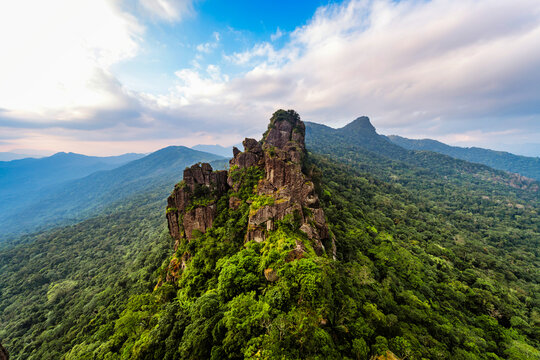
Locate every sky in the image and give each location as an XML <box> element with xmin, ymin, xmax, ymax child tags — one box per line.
<box><xmin>1</xmin><ymin>0</ymin><xmax>540</xmax><ymax>157</ymax></box>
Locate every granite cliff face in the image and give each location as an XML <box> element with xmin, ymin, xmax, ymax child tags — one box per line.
<box><xmin>236</xmin><ymin>110</ymin><xmax>334</xmax><ymax>256</ymax></box>
<box><xmin>164</xmin><ymin>110</ymin><xmax>335</xmax><ymax>281</ymax></box>
<box><xmin>166</xmin><ymin>163</ymin><xmax>228</xmax><ymax>249</ymax></box>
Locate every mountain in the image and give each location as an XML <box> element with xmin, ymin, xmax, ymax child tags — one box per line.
<box><xmin>387</xmin><ymin>135</ymin><xmax>540</xmax><ymax>181</ymax></box>
<box><xmin>0</xmin><ymin>111</ymin><xmax>538</xmax><ymax>359</ymax></box>
<box><xmin>0</xmin><ymin>152</ymin><xmax>41</xmax><ymax>161</ymax></box>
<box><xmin>192</xmin><ymin>144</ymin><xmax>236</xmax><ymax>157</ymax></box>
<box><xmin>0</xmin><ymin>147</ymin><xmax>225</xmax><ymax>242</ymax></box>
<box><xmin>0</xmin><ymin>152</ymin><xmax>145</xmax><ymax>223</ymax></box>
<box><xmin>306</xmin><ymin>117</ymin><xmax>539</xmax><ymax>195</ymax></box>
<box><xmin>0</xmin><ymin>151</ymin><xmax>145</xmax><ymax>191</ymax></box>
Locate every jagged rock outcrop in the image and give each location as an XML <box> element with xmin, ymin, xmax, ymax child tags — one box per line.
<box><xmin>228</xmin><ymin>109</ymin><xmax>336</xmax><ymax>257</ymax></box>
<box><xmin>165</xmin><ymin>109</ymin><xmax>336</xmax><ymax>281</ymax></box>
<box><xmin>229</xmin><ymin>138</ymin><xmax>264</xmax><ymax>173</ymax></box>
<box><xmin>166</xmin><ymin>163</ymin><xmax>228</xmax><ymax>247</ymax></box>
<box><xmin>0</xmin><ymin>343</ymin><xmax>8</xmax><ymax>360</ymax></box>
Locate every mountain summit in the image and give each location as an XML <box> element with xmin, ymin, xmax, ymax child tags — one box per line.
<box><xmin>342</xmin><ymin>115</ymin><xmax>376</xmax><ymax>134</ymax></box>
<box><xmin>165</xmin><ymin>109</ymin><xmax>335</xmax><ymax>281</ymax></box>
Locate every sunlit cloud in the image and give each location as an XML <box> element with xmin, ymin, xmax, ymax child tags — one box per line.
<box><xmin>270</xmin><ymin>27</ymin><xmax>284</xmax><ymax>41</ymax></box>
<box><xmin>138</xmin><ymin>0</ymin><xmax>194</xmax><ymax>22</ymax></box>
<box><xmin>0</xmin><ymin>0</ymin><xmax>143</xmax><ymax>125</ymax></box>
<box><xmin>2</xmin><ymin>0</ymin><xmax>540</xmax><ymax>156</ymax></box>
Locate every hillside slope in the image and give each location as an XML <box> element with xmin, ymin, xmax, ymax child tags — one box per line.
<box><xmin>387</xmin><ymin>135</ymin><xmax>540</xmax><ymax>181</ymax></box>
<box><xmin>305</xmin><ymin>118</ymin><xmax>539</xmax><ymax>201</ymax></box>
<box><xmin>0</xmin><ymin>152</ymin><xmax>144</xmax><ymax>234</ymax></box>
<box><xmin>0</xmin><ymin>147</ymin><xmax>225</xmax><ymax>242</ymax></box>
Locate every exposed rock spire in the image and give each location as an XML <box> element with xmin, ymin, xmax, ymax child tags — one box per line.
<box><xmin>166</xmin><ymin>163</ymin><xmax>228</xmax><ymax>248</ymax></box>
<box><xmin>165</xmin><ymin>109</ymin><xmax>336</xmax><ymax>278</ymax></box>
<box><xmin>233</xmin><ymin>110</ymin><xmax>334</xmax><ymax>256</ymax></box>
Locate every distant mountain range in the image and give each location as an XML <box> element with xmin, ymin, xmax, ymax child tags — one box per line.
<box><xmin>2</xmin><ymin>122</ymin><xmax>538</xmax><ymax>243</ymax></box>
<box><xmin>306</xmin><ymin>117</ymin><xmax>539</xmax><ymax>195</ymax></box>
<box><xmin>0</xmin><ymin>147</ymin><xmax>225</xmax><ymax>242</ymax></box>
<box><xmin>0</xmin><ymin>152</ymin><xmax>43</xmax><ymax>161</ymax></box>
<box><xmin>387</xmin><ymin>135</ymin><xmax>540</xmax><ymax>181</ymax></box>
<box><xmin>0</xmin><ymin>151</ymin><xmax>145</xmax><ymax>194</ymax></box>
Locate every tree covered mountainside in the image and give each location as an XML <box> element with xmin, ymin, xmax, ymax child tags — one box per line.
<box><xmin>0</xmin><ymin>111</ymin><xmax>538</xmax><ymax>359</ymax></box>
<box><xmin>0</xmin><ymin>152</ymin><xmax>144</xmax><ymax>218</ymax></box>
<box><xmin>0</xmin><ymin>147</ymin><xmax>226</xmax><ymax>243</ymax></box>
<box><xmin>387</xmin><ymin>135</ymin><xmax>540</xmax><ymax>181</ymax></box>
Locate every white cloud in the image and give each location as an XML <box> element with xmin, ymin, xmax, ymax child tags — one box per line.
<box><xmin>271</xmin><ymin>27</ymin><xmax>284</xmax><ymax>41</ymax></box>
<box><xmin>196</xmin><ymin>32</ymin><xmax>221</xmax><ymax>53</ymax></box>
<box><xmin>3</xmin><ymin>0</ymin><xmax>540</xmax><ymax>155</ymax></box>
<box><xmin>196</xmin><ymin>42</ymin><xmax>216</xmax><ymax>53</ymax></box>
<box><xmin>0</xmin><ymin>0</ymin><xmax>143</xmax><ymax>123</ymax></box>
<box><xmin>156</xmin><ymin>0</ymin><xmax>540</xmax><ymax>146</ymax></box>
<box><xmin>224</xmin><ymin>43</ymin><xmax>285</xmax><ymax>65</ymax></box>
<box><xmin>138</xmin><ymin>0</ymin><xmax>194</xmax><ymax>22</ymax></box>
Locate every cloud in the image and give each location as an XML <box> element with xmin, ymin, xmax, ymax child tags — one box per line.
<box><xmin>196</xmin><ymin>32</ymin><xmax>221</xmax><ymax>54</ymax></box>
<box><xmin>153</xmin><ymin>0</ymin><xmax>540</xmax><ymax>149</ymax></box>
<box><xmin>138</xmin><ymin>0</ymin><xmax>194</xmax><ymax>22</ymax></box>
<box><xmin>0</xmin><ymin>0</ymin><xmax>143</xmax><ymax>125</ymax></box>
<box><xmin>223</xmin><ymin>42</ymin><xmax>295</xmax><ymax>66</ymax></box>
<box><xmin>271</xmin><ymin>28</ymin><xmax>284</xmax><ymax>41</ymax></box>
<box><xmin>3</xmin><ymin>0</ymin><xmax>540</xmax><ymax>156</ymax></box>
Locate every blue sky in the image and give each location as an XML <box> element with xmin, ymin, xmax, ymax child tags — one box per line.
<box><xmin>113</xmin><ymin>1</ymin><xmax>332</xmax><ymax>94</ymax></box>
<box><xmin>1</xmin><ymin>0</ymin><xmax>539</xmax><ymax>156</ymax></box>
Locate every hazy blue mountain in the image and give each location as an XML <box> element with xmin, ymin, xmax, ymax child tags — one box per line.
<box><xmin>192</xmin><ymin>144</ymin><xmax>237</xmax><ymax>157</ymax></box>
<box><xmin>0</xmin><ymin>151</ymin><xmax>145</xmax><ymax>194</ymax></box>
<box><xmin>0</xmin><ymin>152</ymin><xmax>41</xmax><ymax>161</ymax></box>
<box><xmin>0</xmin><ymin>147</ymin><xmax>226</xmax><ymax>242</ymax></box>
<box><xmin>0</xmin><ymin>152</ymin><xmax>145</xmax><ymax>232</ymax></box>
<box><xmin>387</xmin><ymin>135</ymin><xmax>540</xmax><ymax>181</ymax></box>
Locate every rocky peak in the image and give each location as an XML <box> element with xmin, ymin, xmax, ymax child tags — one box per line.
<box><xmin>342</xmin><ymin>115</ymin><xmax>376</xmax><ymax>134</ymax></box>
<box><xmin>262</xmin><ymin>109</ymin><xmax>306</xmax><ymax>150</ymax></box>
<box><xmin>165</xmin><ymin>109</ymin><xmax>335</xmax><ymax>282</ymax></box>
<box><xmin>229</xmin><ymin>138</ymin><xmax>264</xmax><ymax>173</ymax></box>
<box><xmin>166</xmin><ymin>163</ymin><xmax>228</xmax><ymax>248</ymax></box>
<box><xmin>228</xmin><ymin>109</ymin><xmax>335</xmax><ymax>256</ymax></box>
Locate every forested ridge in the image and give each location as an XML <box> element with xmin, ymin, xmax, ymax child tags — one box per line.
<box><xmin>0</xmin><ymin>111</ymin><xmax>538</xmax><ymax>359</ymax></box>
<box><xmin>0</xmin><ymin>147</ymin><xmax>225</xmax><ymax>242</ymax></box>
<box><xmin>387</xmin><ymin>135</ymin><xmax>540</xmax><ymax>181</ymax></box>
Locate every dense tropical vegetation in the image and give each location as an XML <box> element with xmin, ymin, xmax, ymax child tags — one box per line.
<box><xmin>387</xmin><ymin>135</ymin><xmax>540</xmax><ymax>181</ymax></box>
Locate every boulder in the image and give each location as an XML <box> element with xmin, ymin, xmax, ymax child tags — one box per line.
<box><xmin>264</xmin><ymin>268</ymin><xmax>278</xmax><ymax>282</ymax></box>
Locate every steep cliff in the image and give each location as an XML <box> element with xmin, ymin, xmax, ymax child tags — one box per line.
<box><xmin>233</xmin><ymin>109</ymin><xmax>334</xmax><ymax>256</ymax></box>
<box><xmin>164</xmin><ymin>109</ymin><xmax>335</xmax><ymax>282</ymax></box>
<box><xmin>166</xmin><ymin>163</ymin><xmax>228</xmax><ymax>247</ymax></box>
